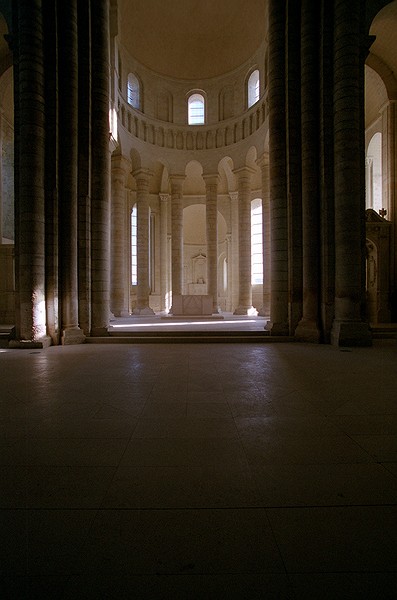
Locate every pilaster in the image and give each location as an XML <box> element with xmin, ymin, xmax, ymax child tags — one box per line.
<box><xmin>203</xmin><ymin>173</ymin><xmax>220</xmax><ymax>313</ymax></box>
<box><xmin>229</xmin><ymin>191</ymin><xmax>239</xmax><ymax>312</ymax></box>
<box><xmin>233</xmin><ymin>166</ymin><xmax>257</xmax><ymax>315</ymax></box>
<box><xmin>170</xmin><ymin>174</ymin><xmax>185</xmax><ymax>309</ymax></box>
<box><xmin>132</xmin><ymin>168</ymin><xmax>155</xmax><ymax>315</ymax></box>
<box><xmin>159</xmin><ymin>193</ymin><xmax>170</xmax><ymax>312</ymax></box>
<box><xmin>111</xmin><ymin>155</ymin><xmax>130</xmax><ymax>317</ymax></box>
<box><xmin>256</xmin><ymin>153</ymin><xmax>270</xmax><ymax>316</ymax></box>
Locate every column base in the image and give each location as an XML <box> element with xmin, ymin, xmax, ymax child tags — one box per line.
<box><xmin>9</xmin><ymin>336</ymin><xmax>52</xmax><ymax>349</ymax></box>
<box><xmin>257</xmin><ymin>305</ymin><xmax>270</xmax><ymax>317</ymax></box>
<box><xmin>133</xmin><ymin>306</ymin><xmax>155</xmax><ymax>316</ymax></box>
<box><xmin>295</xmin><ymin>318</ymin><xmax>321</xmax><ymax>343</ymax></box>
<box><xmin>233</xmin><ymin>306</ymin><xmax>258</xmax><ymax>316</ymax></box>
<box><xmin>265</xmin><ymin>320</ymin><xmax>290</xmax><ymax>336</ymax></box>
<box><xmin>62</xmin><ymin>327</ymin><xmax>86</xmax><ymax>345</ymax></box>
<box><xmin>331</xmin><ymin>320</ymin><xmax>372</xmax><ymax>347</ymax></box>
<box><xmin>90</xmin><ymin>327</ymin><xmax>109</xmax><ymax>337</ymax></box>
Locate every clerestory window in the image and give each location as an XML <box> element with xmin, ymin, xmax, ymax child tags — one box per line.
<box><xmin>188</xmin><ymin>93</ymin><xmax>205</xmax><ymax>125</ymax></box>
<box><xmin>247</xmin><ymin>69</ymin><xmax>260</xmax><ymax>108</ymax></box>
<box><xmin>127</xmin><ymin>73</ymin><xmax>140</xmax><ymax>109</ymax></box>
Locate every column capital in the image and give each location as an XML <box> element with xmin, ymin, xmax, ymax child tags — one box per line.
<box><xmin>229</xmin><ymin>191</ymin><xmax>239</xmax><ymax>202</ymax></box>
<box><xmin>256</xmin><ymin>152</ymin><xmax>270</xmax><ymax>169</ymax></box>
<box><xmin>202</xmin><ymin>173</ymin><xmax>220</xmax><ymax>186</ymax></box>
<box><xmin>233</xmin><ymin>166</ymin><xmax>256</xmax><ymax>180</ymax></box>
<box><xmin>159</xmin><ymin>193</ymin><xmax>170</xmax><ymax>202</ymax></box>
<box><xmin>111</xmin><ymin>154</ymin><xmax>131</xmax><ymax>173</ymax></box>
<box><xmin>132</xmin><ymin>168</ymin><xmax>154</xmax><ymax>182</ymax></box>
<box><xmin>169</xmin><ymin>174</ymin><xmax>185</xmax><ymax>184</ymax></box>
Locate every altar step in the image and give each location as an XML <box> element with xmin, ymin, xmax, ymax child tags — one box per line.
<box><xmin>86</xmin><ymin>330</ymin><xmax>294</xmax><ymax>344</ymax></box>
<box><xmin>370</xmin><ymin>323</ymin><xmax>397</xmax><ymax>339</ymax></box>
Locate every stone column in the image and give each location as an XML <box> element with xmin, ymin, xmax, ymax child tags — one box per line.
<box><xmin>77</xmin><ymin>0</ymin><xmax>92</xmax><ymax>336</ymax></box>
<box><xmin>159</xmin><ymin>193</ymin><xmax>169</xmax><ymax>312</ymax></box>
<box><xmin>43</xmin><ymin>1</ymin><xmax>59</xmax><ymax>345</ymax></box>
<box><xmin>286</xmin><ymin>0</ymin><xmax>303</xmax><ymax>335</ymax></box>
<box><xmin>111</xmin><ymin>156</ymin><xmax>130</xmax><ymax>317</ymax></box>
<box><xmin>133</xmin><ymin>169</ymin><xmax>154</xmax><ymax>315</ymax></box>
<box><xmin>267</xmin><ymin>0</ymin><xmax>289</xmax><ymax>335</ymax></box>
<box><xmin>295</xmin><ymin>1</ymin><xmax>321</xmax><ymax>343</ymax></box>
<box><xmin>331</xmin><ymin>0</ymin><xmax>371</xmax><ymax>346</ymax></box>
<box><xmin>90</xmin><ymin>0</ymin><xmax>110</xmax><ymax>336</ymax></box>
<box><xmin>10</xmin><ymin>0</ymin><xmax>51</xmax><ymax>347</ymax></box>
<box><xmin>203</xmin><ymin>174</ymin><xmax>220</xmax><ymax>313</ymax></box>
<box><xmin>319</xmin><ymin>0</ymin><xmax>335</xmax><ymax>342</ymax></box>
<box><xmin>58</xmin><ymin>0</ymin><xmax>85</xmax><ymax>345</ymax></box>
<box><xmin>230</xmin><ymin>192</ymin><xmax>239</xmax><ymax>312</ymax></box>
<box><xmin>170</xmin><ymin>175</ymin><xmax>185</xmax><ymax>308</ymax></box>
<box><xmin>256</xmin><ymin>153</ymin><xmax>270</xmax><ymax>316</ymax></box>
<box><xmin>233</xmin><ymin>167</ymin><xmax>256</xmax><ymax>315</ymax></box>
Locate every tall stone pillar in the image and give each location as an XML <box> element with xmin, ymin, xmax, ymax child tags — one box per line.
<box><xmin>230</xmin><ymin>192</ymin><xmax>239</xmax><ymax>312</ymax></box>
<box><xmin>111</xmin><ymin>156</ymin><xmax>130</xmax><ymax>317</ymax></box>
<box><xmin>90</xmin><ymin>0</ymin><xmax>110</xmax><ymax>336</ymax></box>
<box><xmin>203</xmin><ymin>174</ymin><xmax>220</xmax><ymax>313</ymax></box>
<box><xmin>170</xmin><ymin>175</ymin><xmax>185</xmax><ymax>307</ymax></box>
<box><xmin>77</xmin><ymin>0</ymin><xmax>92</xmax><ymax>336</ymax></box>
<box><xmin>295</xmin><ymin>1</ymin><xmax>321</xmax><ymax>342</ymax></box>
<box><xmin>286</xmin><ymin>0</ymin><xmax>303</xmax><ymax>335</ymax></box>
<box><xmin>11</xmin><ymin>0</ymin><xmax>51</xmax><ymax>347</ymax></box>
<box><xmin>233</xmin><ymin>167</ymin><xmax>256</xmax><ymax>315</ymax></box>
<box><xmin>159</xmin><ymin>193</ymin><xmax>170</xmax><ymax>312</ymax></box>
<box><xmin>331</xmin><ymin>0</ymin><xmax>371</xmax><ymax>346</ymax></box>
<box><xmin>256</xmin><ymin>153</ymin><xmax>270</xmax><ymax>316</ymax></box>
<box><xmin>319</xmin><ymin>0</ymin><xmax>336</xmax><ymax>342</ymax></box>
<box><xmin>267</xmin><ymin>0</ymin><xmax>289</xmax><ymax>335</ymax></box>
<box><xmin>43</xmin><ymin>1</ymin><xmax>59</xmax><ymax>345</ymax></box>
<box><xmin>58</xmin><ymin>0</ymin><xmax>85</xmax><ymax>345</ymax></box>
<box><xmin>133</xmin><ymin>169</ymin><xmax>154</xmax><ymax>315</ymax></box>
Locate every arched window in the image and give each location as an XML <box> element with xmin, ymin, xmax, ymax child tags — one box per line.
<box><xmin>247</xmin><ymin>69</ymin><xmax>260</xmax><ymax>108</ymax></box>
<box><xmin>188</xmin><ymin>93</ymin><xmax>205</xmax><ymax>125</ymax></box>
<box><xmin>127</xmin><ymin>73</ymin><xmax>140</xmax><ymax>109</ymax></box>
<box><xmin>251</xmin><ymin>198</ymin><xmax>263</xmax><ymax>284</ymax></box>
<box><xmin>131</xmin><ymin>204</ymin><xmax>137</xmax><ymax>285</ymax></box>
<box><xmin>366</xmin><ymin>132</ymin><xmax>383</xmax><ymax>214</ymax></box>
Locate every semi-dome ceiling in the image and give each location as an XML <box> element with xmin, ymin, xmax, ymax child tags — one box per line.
<box><xmin>118</xmin><ymin>0</ymin><xmax>267</xmax><ymax>80</ymax></box>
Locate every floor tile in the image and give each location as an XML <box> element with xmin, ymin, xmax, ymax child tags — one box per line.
<box><xmin>77</xmin><ymin>508</ymin><xmax>285</xmax><ymax>575</ymax></box>
<box><xmin>251</xmin><ymin>462</ymin><xmax>397</xmax><ymax>506</ymax></box>
<box><xmin>267</xmin><ymin>506</ymin><xmax>397</xmax><ymax>573</ymax></box>
<box><xmin>101</xmin><ymin>464</ymin><xmax>260</xmax><ymax>508</ymax></box>
<box><xmin>119</xmin><ymin>437</ymin><xmax>249</xmax><ymax>467</ymax></box>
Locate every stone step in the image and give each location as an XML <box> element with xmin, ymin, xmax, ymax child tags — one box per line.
<box><xmin>370</xmin><ymin>324</ymin><xmax>397</xmax><ymax>339</ymax></box>
<box><xmin>86</xmin><ymin>333</ymin><xmax>294</xmax><ymax>344</ymax></box>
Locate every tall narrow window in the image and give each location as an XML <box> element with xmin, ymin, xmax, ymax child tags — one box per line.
<box><xmin>127</xmin><ymin>73</ymin><xmax>140</xmax><ymax>109</ymax></box>
<box><xmin>247</xmin><ymin>69</ymin><xmax>260</xmax><ymax>108</ymax></box>
<box><xmin>188</xmin><ymin>93</ymin><xmax>205</xmax><ymax>125</ymax></box>
<box><xmin>251</xmin><ymin>198</ymin><xmax>263</xmax><ymax>284</ymax></box>
<box><xmin>131</xmin><ymin>204</ymin><xmax>137</xmax><ymax>285</ymax></box>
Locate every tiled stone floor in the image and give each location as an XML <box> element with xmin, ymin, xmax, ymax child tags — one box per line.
<box><xmin>0</xmin><ymin>340</ymin><xmax>396</xmax><ymax>599</ymax></box>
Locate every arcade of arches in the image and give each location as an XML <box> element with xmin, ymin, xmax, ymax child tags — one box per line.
<box><xmin>1</xmin><ymin>1</ymin><xmax>397</xmax><ymax>347</ymax></box>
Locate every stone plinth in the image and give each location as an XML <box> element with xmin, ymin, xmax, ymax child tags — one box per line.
<box><xmin>172</xmin><ymin>294</ymin><xmax>213</xmax><ymax>316</ymax></box>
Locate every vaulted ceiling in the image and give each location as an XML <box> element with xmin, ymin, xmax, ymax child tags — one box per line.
<box><xmin>117</xmin><ymin>0</ymin><xmax>267</xmax><ymax>80</ymax></box>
